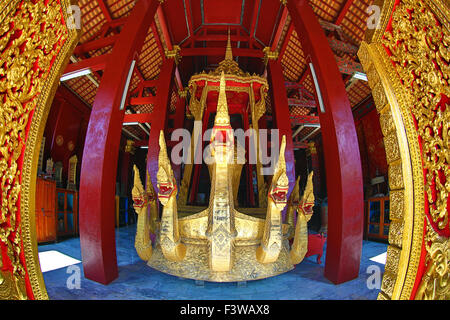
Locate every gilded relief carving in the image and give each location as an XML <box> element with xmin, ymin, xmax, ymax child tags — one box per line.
<box><xmin>360</xmin><ymin>0</ymin><xmax>449</xmax><ymax>300</ymax></box>
<box><xmin>0</xmin><ymin>0</ymin><xmax>79</xmax><ymax>299</ymax></box>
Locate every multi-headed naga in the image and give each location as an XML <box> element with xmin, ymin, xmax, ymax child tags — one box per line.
<box><xmin>133</xmin><ymin>71</ymin><xmax>315</xmax><ymax>281</ymax></box>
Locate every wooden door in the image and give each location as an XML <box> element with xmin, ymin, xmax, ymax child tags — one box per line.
<box><xmin>35</xmin><ymin>178</ymin><xmax>56</xmax><ymax>243</ymax></box>
<box><xmin>367</xmin><ymin>196</ymin><xmax>390</xmax><ymax>241</ymax></box>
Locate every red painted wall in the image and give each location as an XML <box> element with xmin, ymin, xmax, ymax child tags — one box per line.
<box><xmin>353</xmin><ymin>98</ymin><xmax>388</xmax><ymax>197</ymax></box>
<box><xmin>43</xmin><ymin>84</ymin><xmax>91</xmax><ymax>187</ymax></box>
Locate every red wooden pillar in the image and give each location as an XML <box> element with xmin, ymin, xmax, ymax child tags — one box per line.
<box><xmin>286</xmin><ymin>0</ymin><xmax>364</xmax><ymax>284</ymax></box>
<box><xmin>147</xmin><ymin>59</ymin><xmax>176</xmax><ymax>193</ymax></box>
<box><xmin>79</xmin><ymin>0</ymin><xmax>161</xmax><ymax>284</ymax></box>
<box><xmin>267</xmin><ymin>59</ymin><xmax>296</xmax><ymax>205</ymax></box>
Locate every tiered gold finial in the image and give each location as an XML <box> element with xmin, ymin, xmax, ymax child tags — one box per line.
<box><xmin>214</xmin><ymin>71</ymin><xmax>231</xmax><ymax>127</ymax></box>
<box><xmin>210</xmin><ymin>29</ymin><xmax>246</xmax><ymax>76</ymax></box>
<box><xmin>225</xmin><ymin>28</ymin><xmax>233</xmax><ymax>61</ymax></box>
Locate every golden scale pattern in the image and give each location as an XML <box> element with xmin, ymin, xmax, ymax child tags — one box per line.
<box><xmin>0</xmin><ymin>0</ymin><xmax>73</xmax><ymax>299</ymax></box>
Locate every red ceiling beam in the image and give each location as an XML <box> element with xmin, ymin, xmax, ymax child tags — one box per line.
<box><xmin>129</xmin><ymin>96</ymin><xmax>156</xmax><ymax>105</ymax></box>
<box><xmin>74</xmin><ymin>34</ymin><xmax>119</xmax><ymax>55</ymax></box>
<box><xmin>140</xmin><ymin>79</ymin><xmax>159</xmax><ymax>88</ymax></box>
<box><xmin>184</xmin><ymin>0</ymin><xmax>195</xmax><ymax>46</ymax></box>
<box><xmin>180</xmin><ymin>47</ymin><xmax>264</xmax><ymax>58</ymax></box>
<box><xmin>193</xmin><ymin>35</ymin><xmax>250</xmax><ymax>42</ymax></box>
<box><xmin>202</xmin><ymin>25</ymin><xmax>241</xmax><ymax>32</ymax></box>
<box><xmin>271</xmin><ymin>5</ymin><xmax>289</xmax><ymax>51</ymax></box>
<box><xmin>335</xmin><ymin>0</ymin><xmax>355</xmax><ymax>25</ymax></box>
<box><xmin>62</xmin><ymin>53</ymin><xmax>111</xmax><ymax>76</ymax></box>
<box><xmin>249</xmin><ymin>0</ymin><xmax>260</xmax><ymax>48</ymax></box>
<box><xmin>157</xmin><ymin>6</ymin><xmax>173</xmax><ymax>51</ymax></box>
<box><xmin>123</xmin><ymin>113</ymin><xmax>153</xmax><ymax>124</ymax></box>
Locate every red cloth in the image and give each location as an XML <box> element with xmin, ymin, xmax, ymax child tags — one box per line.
<box><xmin>305</xmin><ymin>234</ymin><xmax>327</xmax><ymax>264</ymax></box>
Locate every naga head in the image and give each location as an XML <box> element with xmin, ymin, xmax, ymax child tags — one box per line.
<box><xmin>157</xmin><ymin>130</ymin><xmax>177</xmax><ymax>206</ymax></box>
<box><xmin>132</xmin><ymin>165</ymin><xmax>146</xmax><ymax>209</ymax></box>
<box><xmin>269</xmin><ymin>135</ymin><xmax>289</xmax><ymax>210</ymax></box>
<box><xmin>298</xmin><ymin>171</ymin><xmax>315</xmax><ymax>219</ymax></box>
<box><xmin>132</xmin><ymin>165</ymin><xmax>155</xmax><ymax>210</ymax></box>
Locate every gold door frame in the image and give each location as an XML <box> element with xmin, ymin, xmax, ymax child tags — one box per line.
<box><xmin>0</xmin><ymin>0</ymin><xmax>80</xmax><ymax>299</ymax></box>
<box><xmin>359</xmin><ymin>0</ymin><xmax>449</xmax><ymax>300</ymax></box>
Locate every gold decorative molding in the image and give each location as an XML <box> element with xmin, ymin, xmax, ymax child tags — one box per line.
<box><xmin>262</xmin><ymin>47</ymin><xmax>279</xmax><ymax>65</ymax></box>
<box><xmin>165</xmin><ymin>45</ymin><xmax>181</xmax><ymax>65</ymax></box>
<box><xmin>0</xmin><ymin>0</ymin><xmax>80</xmax><ymax>299</ymax></box>
<box><xmin>178</xmin><ymin>88</ymin><xmax>188</xmax><ymax>99</ymax></box>
<box><xmin>359</xmin><ymin>0</ymin><xmax>449</xmax><ymax>300</ymax></box>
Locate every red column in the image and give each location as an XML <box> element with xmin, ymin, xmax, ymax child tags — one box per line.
<box><xmin>79</xmin><ymin>0</ymin><xmax>160</xmax><ymax>284</ymax></box>
<box><xmin>286</xmin><ymin>0</ymin><xmax>364</xmax><ymax>284</ymax></box>
<box><xmin>267</xmin><ymin>59</ymin><xmax>296</xmax><ymax>203</ymax></box>
<box><xmin>147</xmin><ymin>59</ymin><xmax>176</xmax><ymax>193</ymax></box>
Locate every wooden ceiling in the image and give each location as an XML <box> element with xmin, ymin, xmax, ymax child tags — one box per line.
<box><xmin>63</xmin><ymin>0</ymin><xmax>374</xmax><ymax>142</ymax></box>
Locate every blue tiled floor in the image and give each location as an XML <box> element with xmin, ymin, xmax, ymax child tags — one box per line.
<box><xmin>39</xmin><ymin>225</ymin><xmax>387</xmax><ymax>300</ymax></box>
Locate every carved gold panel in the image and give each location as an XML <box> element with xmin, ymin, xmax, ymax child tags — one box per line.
<box><xmin>0</xmin><ymin>0</ymin><xmax>80</xmax><ymax>299</ymax></box>
<box><xmin>359</xmin><ymin>0</ymin><xmax>449</xmax><ymax>300</ymax></box>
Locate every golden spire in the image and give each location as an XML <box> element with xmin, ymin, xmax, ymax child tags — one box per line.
<box><xmin>214</xmin><ymin>71</ymin><xmax>230</xmax><ymax>127</ymax></box>
<box><xmin>225</xmin><ymin>28</ymin><xmax>233</xmax><ymax>61</ymax></box>
<box><xmin>210</xmin><ymin>28</ymin><xmax>245</xmax><ymax>77</ymax></box>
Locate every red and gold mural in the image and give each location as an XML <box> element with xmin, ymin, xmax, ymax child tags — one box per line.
<box><xmin>0</xmin><ymin>0</ymin><xmax>79</xmax><ymax>299</ymax></box>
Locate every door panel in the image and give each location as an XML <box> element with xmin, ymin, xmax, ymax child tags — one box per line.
<box><xmin>35</xmin><ymin>178</ymin><xmax>56</xmax><ymax>243</ymax></box>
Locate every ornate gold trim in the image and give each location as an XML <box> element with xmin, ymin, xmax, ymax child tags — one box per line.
<box><xmin>359</xmin><ymin>0</ymin><xmax>449</xmax><ymax>300</ymax></box>
<box><xmin>165</xmin><ymin>45</ymin><xmax>181</xmax><ymax>65</ymax></box>
<box><xmin>0</xmin><ymin>0</ymin><xmax>80</xmax><ymax>299</ymax></box>
<box><xmin>22</xmin><ymin>0</ymin><xmax>80</xmax><ymax>300</ymax></box>
<box><xmin>263</xmin><ymin>47</ymin><xmax>279</xmax><ymax>65</ymax></box>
